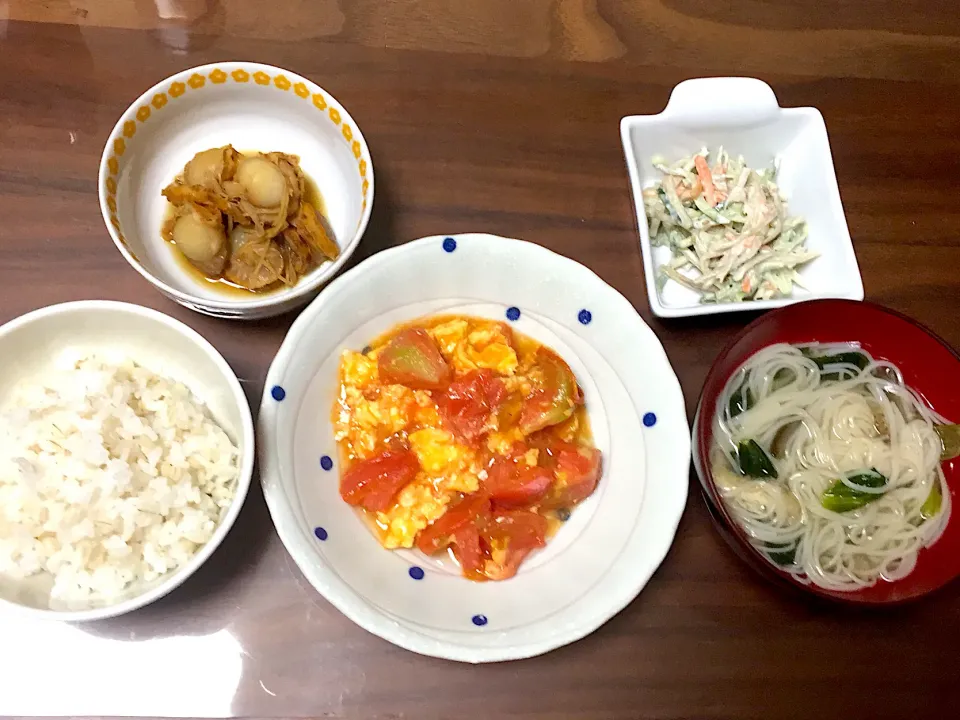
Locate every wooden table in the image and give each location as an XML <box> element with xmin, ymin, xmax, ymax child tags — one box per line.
<box><xmin>2</xmin><ymin>2</ymin><xmax>958</xmax><ymax>718</ymax></box>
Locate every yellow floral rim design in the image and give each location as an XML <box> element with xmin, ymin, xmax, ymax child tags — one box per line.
<box><xmin>105</xmin><ymin>65</ymin><xmax>371</xmax><ymax>260</ymax></box>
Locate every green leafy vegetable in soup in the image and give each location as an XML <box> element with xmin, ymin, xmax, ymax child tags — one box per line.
<box><xmin>820</xmin><ymin>469</ymin><xmax>888</xmax><ymax>513</ymax></box>
<box><xmin>736</xmin><ymin>439</ymin><xmax>778</xmax><ymax>479</ymax></box>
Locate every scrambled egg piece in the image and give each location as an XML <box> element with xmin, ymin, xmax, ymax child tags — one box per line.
<box><xmin>429</xmin><ymin>318</ymin><xmax>470</xmax><ymax>355</ymax></box>
<box><xmin>412</xmin><ymin>391</ymin><xmax>440</xmax><ymax>426</ymax></box>
<box><xmin>428</xmin><ymin>319</ymin><xmax>519</xmax><ymax>376</ymax></box>
<box><xmin>553</xmin><ymin>411</ymin><xmax>581</xmax><ymax>443</ymax></box>
<box><xmin>376</xmin><ymin>478</ymin><xmax>451</xmax><ymax>549</ymax></box>
<box><xmin>503</xmin><ymin>374</ymin><xmax>533</xmax><ymax>395</ymax></box>
<box><xmin>334</xmin><ymin>351</ymin><xmax>416</xmax><ymax>461</ymax></box>
<box><xmin>487</xmin><ymin>428</ymin><xmax>523</xmax><ymax>456</ymax></box>
<box><xmin>340</xmin><ymin>350</ymin><xmax>378</xmax><ymax>389</ymax></box>
<box><xmin>408</xmin><ymin>428</ymin><xmax>480</xmax><ymax>494</ymax></box>
<box><xmin>377</xmin><ymin>431</ymin><xmax>480</xmax><ymax>548</ymax></box>
<box><xmin>409</xmin><ymin>428</ymin><xmax>465</xmax><ymax>474</ymax></box>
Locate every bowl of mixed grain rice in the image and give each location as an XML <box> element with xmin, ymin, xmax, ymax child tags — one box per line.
<box><xmin>0</xmin><ymin>301</ymin><xmax>254</xmax><ymax>621</ymax></box>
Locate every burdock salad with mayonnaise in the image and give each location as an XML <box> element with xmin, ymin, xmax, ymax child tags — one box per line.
<box><xmin>643</xmin><ymin>147</ymin><xmax>817</xmax><ymax>303</ymax></box>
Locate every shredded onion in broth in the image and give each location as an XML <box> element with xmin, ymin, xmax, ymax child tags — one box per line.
<box><xmin>712</xmin><ymin>343</ymin><xmax>951</xmax><ymax>591</ymax></box>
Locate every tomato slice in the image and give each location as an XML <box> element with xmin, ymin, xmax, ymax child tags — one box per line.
<box><xmin>339</xmin><ymin>450</ymin><xmax>421</xmax><ymax>512</ymax></box>
<box><xmin>541</xmin><ymin>442</ymin><xmax>602</xmax><ymax>509</ymax></box>
<box><xmin>415</xmin><ymin>492</ymin><xmax>490</xmax><ymax>554</ymax></box>
<box><xmin>496</xmin><ymin>391</ymin><xmax>525</xmax><ymax>432</ymax></box>
<box><xmin>485</xmin><ymin>452</ymin><xmax>553</xmax><ymax>508</ymax></box>
<box><xmin>482</xmin><ymin>509</ymin><xmax>548</xmax><ymax>580</ymax></box>
<box><xmin>519</xmin><ymin>348</ymin><xmax>583</xmax><ymax>434</ymax></box>
<box><xmin>377</xmin><ymin>328</ymin><xmax>452</xmax><ymax>389</ymax></box>
<box><xmin>417</xmin><ymin>494</ymin><xmax>548</xmax><ymax>580</ymax></box>
<box><xmin>486</xmin><ymin>509</ymin><xmax>548</xmax><ymax>547</ymax></box>
<box><xmin>451</xmin><ymin>523</ymin><xmax>485</xmax><ymax>580</ymax></box>
<box><xmin>436</xmin><ymin>369</ymin><xmax>506</xmax><ymax>441</ymax></box>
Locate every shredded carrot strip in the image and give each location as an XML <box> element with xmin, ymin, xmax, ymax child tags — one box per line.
<box><xmin>694</xmin><ymin>155</ymin><xmax>717</xmax><ymax>207</ymax></box>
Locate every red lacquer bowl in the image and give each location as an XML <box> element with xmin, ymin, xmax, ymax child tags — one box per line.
<box><xmin>693</xmin><ymin>299</ymin><xmax>960</xmax><ymax>604</ymax></box>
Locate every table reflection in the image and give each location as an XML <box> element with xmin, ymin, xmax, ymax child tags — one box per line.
<box><xmin>0</xmin><ymin>618</ymin><xmax>243</xmax><ymax>716</ymax></box>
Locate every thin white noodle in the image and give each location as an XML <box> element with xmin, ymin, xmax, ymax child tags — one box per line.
<box><xmin>712</xmin><ymin>343</ymin><xmax>951</xmax><ymax>592</ymax></box>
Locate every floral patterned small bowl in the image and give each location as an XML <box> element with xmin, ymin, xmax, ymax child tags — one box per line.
<box><xmin>98</xmin><ymin>62</ymin><xmax>374</xmax><ymax>320</ymax></box>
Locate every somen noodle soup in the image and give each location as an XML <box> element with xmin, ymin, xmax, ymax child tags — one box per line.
<box><xmin>711</xmin><ymin>342</ymin><xmax>953</xmax><ymax>591</ymax></box>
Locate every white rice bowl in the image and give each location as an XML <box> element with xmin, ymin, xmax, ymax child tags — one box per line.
<box><xmin>0</xmin><ymin>354</ymin><xmax>240</xmax><ymax>610</ymax></box>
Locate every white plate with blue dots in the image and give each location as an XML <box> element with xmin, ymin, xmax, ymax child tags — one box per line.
<box><xmin>259</xmin><ymin>233</ymin><xmax>689</xmax><ymax>663</ymax></box>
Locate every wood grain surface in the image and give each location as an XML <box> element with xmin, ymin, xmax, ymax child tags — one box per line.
<box><xmin>1</xmin><ymin>1</ymin><xmax>958</xmax><ymax>718</ymax></box>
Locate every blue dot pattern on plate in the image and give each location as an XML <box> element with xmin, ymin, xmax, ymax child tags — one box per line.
<box><xmin>472</xmin><ymin>614</ymin><xmax>488</xmax><ymax>627</ymax></box>
<box><xmin>643</xmin><ymin>412</ymin><xmax>657</xmax><ymax>427</ymax></box>
<box><xmin>442</xmin><ymin>237</ymin><xmax>457</xmax><ymax>253</ymax></box>
<box><xmin>408</xmin><ymin>566</ymin><xmax>425</xmax><ymax>580</ymax></box>
<box><xmin>320</xmin><ymin>455</ymin><xmax>334</xmax><ymax>471</ymax></box>
<box><xmin>271</xmin><ymin>385</ymin><xmax>286</xmax><ymax>401</ymax></box>
<box><xmin>578</xmin><ymin>309</ymin><xmax>592</xmax><ymax>325</ymax></box>
<box><xmin>506</xmin><ymin>306</ymin><xmax>521</xmax><ymax>321</ymax></box>
<box><xmin>314</xmin><ymin>527</ymin><xmax>328</xmax><ymax>541</ymax></box>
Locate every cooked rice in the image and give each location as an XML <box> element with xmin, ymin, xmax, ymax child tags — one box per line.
<box><xmin>0</xmin><ymin>354</ymin><xmax>239</xmax><ymax>608</ymax></box>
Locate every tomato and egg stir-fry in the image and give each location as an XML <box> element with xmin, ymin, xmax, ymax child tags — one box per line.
<box><xmin>332</xmin><ymin>315</ymin><xmax>602</xmax><ymax>581</ymax></box>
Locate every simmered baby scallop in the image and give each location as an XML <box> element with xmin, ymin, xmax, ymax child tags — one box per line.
<box><xmin>171</xmin><ymin>210</ymin><xmax>227</xmax><ymax>274</ymax></box>
<box><xmin>184</xmin><ymin>147</ymin><xmax>232</xmax><ymax>189</ymax></box>
<box><xmin>236</xmin><ymin>156</ymin><xmax>288</xmax><ymax>208</ymax></box>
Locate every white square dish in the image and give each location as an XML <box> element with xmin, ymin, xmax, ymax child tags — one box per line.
<box><xmin>620</xmin><ymin>77</ymin><xmax>864</xmax><ymax>318</ymax></box>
